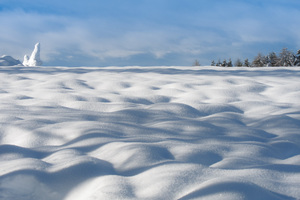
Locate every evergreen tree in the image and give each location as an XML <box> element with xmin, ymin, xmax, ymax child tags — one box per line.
<box><xmin>216</xmin><ymin>59</ymin><xmax>222</xmax><ymax>67</ymax></box>
<box><xmin>277</xmin><ymin>48</ymin><xmax>294</xmax><ymax>66</ymax></box>
<box><xmin>227</xmin><ymin>58</ymin><xmax>233</xmax><ymax>67</ymax></box>
<box><xmin>264</xmin><ymin>55</ymin><xmax>271</xmax><ymax>67</ymax></box>
<box><xmin>295</xmin><ymin>50</ymin><xmax>300</xmax><ymax>66</ymax></box>
<box><xmin>208</xmin><ymin>48</ymin><xmax>299</xmax><ymax>68</ymax></box>
<box><xmin>193</xmin><ymin>59</ymin><xmax>200</xmax><ymax>66</ymax></box>
<box><xmin>252</xmin><ymin>53</ymin><xmax>265</xmax><ymax>67</ymax></box>
<box><xmin>268</xmin><ymin>52</ymin><xmax>279</xmax><ymax>67</ymax></box>
<box><xmin>235</xmin><ymin>59</ymin><xmax>243</xmax><ymax>67</ymax></box>
<box><xmin>244</xmin><ymin>58</ymin><xmax>250</xmax><ymax>67</ymax></box>
<box><xmin>211</xmin><ymin>60</ymin><xmax>215</xmax><ymax>66</ymax></box>
<box><xmin>222</xmin><ymin>59</ymin><xmax>227</xmax><ymax>67</ymax></box>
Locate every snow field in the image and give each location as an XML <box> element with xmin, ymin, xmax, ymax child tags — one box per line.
<box><xmin>0</xmin><ymin>66</ymin><xmax>300</xmax><ymax>200</ymax></box>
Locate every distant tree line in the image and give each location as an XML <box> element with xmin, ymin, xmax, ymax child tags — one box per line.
<box><xmin>209</xmin><ymin>48</ymin><xmax>300</xmax><ymax>67</ymax></box>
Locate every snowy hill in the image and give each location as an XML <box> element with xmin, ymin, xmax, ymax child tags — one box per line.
<box><xmin>0</xmin><ymin>66</ymin><xmax>300</xmax><ymax>200</ymax></box>
<box><xmin>0</xmin><ymin>55</ymin><xmax>22</xmax><ymax>66</ymax></box>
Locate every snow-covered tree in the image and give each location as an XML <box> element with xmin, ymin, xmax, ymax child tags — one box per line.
<box><xmin>264</xmin><ymin>55</ymin><xmax>271</xmax><ymax>67</ymax></box>
<box><xmin>227</xmin><ymin>58</ymin><xmax>233</xmax><ymax>67</ymax></box>
<box><xmin>221</xmin><ymin>59</ymin><xmax>227</xmax><ymax>67</ymax></box>
<box><xmin>193</xmin><ymin>59</ymin><xmax>200</xmax><ymax>66</ymax></box>
<box><xmin>267</xmin><ymin>52</ymin><xmax>279</xmax><ymax>67</ymax></box>
<box><xmin>235</xmin><ymin>59</ymin><xmax>243</xmax><ymax>67</ymax></box>
<box><xmin>252</xmin><ymin>53</ymin><xmax>266</xmax><ymax>67</ymax></box>
<box><xmin>276</xmin><ymin>48</ymin><xmax>294</xmax><ymax>66</ymax></box>
<box><xmin>244</xmin><ymin>58</ymin><xmax>250</xmax><ymax>67</ymax></box>
<box><xmin>216</xmin><ymin>59</ymin><xmax>222</xmax><ymax>67</ymax></box>
<box><xmin>23</xmin><ymin>43</ymin><xmax>43</xmax><ymax>66</ymax></box>
<box><xmin>211</xmin><ymin>60</ymin><xmax>215</xmax><ymax>66</ymax></box>
<box><xmin>294</xmin><ymin>50</ymin><xmax>300</xmax><ymax>66</ymax></box>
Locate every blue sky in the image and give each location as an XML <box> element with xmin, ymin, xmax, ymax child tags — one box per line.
<box><xmin>0</xmin><ymin>0</ymin><xmax>299</xmax><ymax>66</ymax></box>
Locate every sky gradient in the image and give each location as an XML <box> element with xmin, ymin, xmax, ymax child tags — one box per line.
<box><xmin>1</xmin><ymin>0</ymin><xmax>300</xmax><ymax>66</ymax></box>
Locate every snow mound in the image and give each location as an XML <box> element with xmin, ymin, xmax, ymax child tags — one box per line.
<box><xmin>23</xmin><ymin>43</ymin><xmax>43</xmax><ymax>66</ymax></box>
<box><xmin>0</xmin><ymin>66</ymin><xmax>300</xmax><ymax>199</ymax></box>
<box><xmin>0</xmin><ymin>55</ymin><xmax>22</xmax><ymax>66</ymax></box>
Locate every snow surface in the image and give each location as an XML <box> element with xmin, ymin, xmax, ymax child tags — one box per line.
<box><xmin>0</xmin><ymin>65</ymin><xmax>300</xmax><ymax>200</ymax></box>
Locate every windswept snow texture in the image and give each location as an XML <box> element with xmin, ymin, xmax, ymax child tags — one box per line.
<box><xmin>0</xmin><ymin>66</ymin><xmax>300</xmax><ymax>200</ymax></box>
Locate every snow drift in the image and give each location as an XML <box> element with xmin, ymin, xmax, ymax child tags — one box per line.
<box><xmin>0</xmin><ymin>66</ymin><xmax>299</xmax><ymax>200</ymax></box>
<box><xmin>0</xmin><ymin>55</ymin><xmax>22</xmax><ymax>66</ymax></box>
